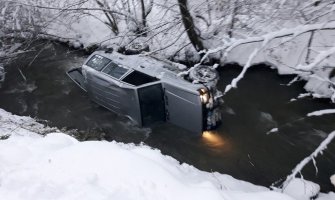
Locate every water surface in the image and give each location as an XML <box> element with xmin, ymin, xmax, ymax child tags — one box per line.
<box><xmin>1</xmin><ymin>41</ymin><xmax>334</xmax><ymax>191</ymax></box>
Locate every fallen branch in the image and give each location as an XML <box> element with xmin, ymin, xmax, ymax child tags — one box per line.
<box><xmin>281</xmin><ymin>130</ymin><xmax>335</xmax><ymax>191</ymax></box>
<box><xmin>27</xmin><ymin>42</ymin><xmax>50</xmax><ymax>68</ymax></box>
<box><xmin>296</xmin><ymin>45</ymin><xmax>335</xmax><ymax>71</ymax></box>
<box><xmin>200</xmin><ymin>21</ymin><xmax>335</xmax><ymax>64</ymax></box>
<box><xmin>223</xmin><ymin>48</ymin><xmax>259</xmax><ymax>94</ymax></box>
<box><xmin>18</xmin><ymin>68</ymin><xmax>27</xmax><ymax>81</ymax></box>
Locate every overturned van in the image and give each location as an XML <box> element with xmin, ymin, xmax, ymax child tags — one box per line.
<box><xmin>67</xmin><ymin>50</ymin><xmax>222</xmax><ymax>134</ymax></box>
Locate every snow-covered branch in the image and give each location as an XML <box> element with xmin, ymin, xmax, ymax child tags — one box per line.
<box><xmin>3</xmin><ymin>0</ymin><xmax>138</xmax><ymax>23</ymax></box>
<box><xmin>201</xmin><ymin>21</ymin><xmax>335</xmax><ymax>64</ymax></box>
<box><xmin>224</xmin><ymin>48</ymin><xmax>260</xmax><ymax>94</ymax></box>
<box><xmin>307</xmin><ymin>109</ymin><xmax>335</xmax><ymax>116</ymax></box>
<box><xmin>282</xmin><ymin>130</ymin><xmax>335</xmax><ymax>191</ymax></box>
<box><xmin>296</xmin><ymin>46</ymin><xmax>335</xmax><ymax>71</ymax></box>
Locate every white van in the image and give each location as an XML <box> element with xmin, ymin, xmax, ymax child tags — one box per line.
<box><xmin>67</xmin><ymin>50</ymin><xmax>222</xmax><ymax>134</ymax></box>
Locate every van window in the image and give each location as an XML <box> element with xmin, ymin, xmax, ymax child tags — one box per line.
<box><xmin>86</xmin><ymin>55</ymin><xmax>111</xmax><ymax>71</ymax></box>
<box><xmin>102</xmin><ymin>62</ymin><xmax>128</xmax><ymax>79</ymax></box>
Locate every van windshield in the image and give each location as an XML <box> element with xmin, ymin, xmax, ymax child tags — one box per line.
<box><xmin>86</xmin><ymin>55</ymin><xmax>111</xmax><ymax>71</ymax></box>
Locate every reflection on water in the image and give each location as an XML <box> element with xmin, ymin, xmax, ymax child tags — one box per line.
<box><xmin>202</xmin><ymin>131</ymin><xmax>225</xmax><ymax>148</ymax></box>
<box><xmin>201</xmin><ymin>131</ymin><xmax>233</xmax><ymax>154</ymax></box>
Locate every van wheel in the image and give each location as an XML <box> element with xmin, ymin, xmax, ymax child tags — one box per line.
<box><xmin>189</xmin><ymin>65</ymin><xmax>218</xmax><ymax>83</ymax></box>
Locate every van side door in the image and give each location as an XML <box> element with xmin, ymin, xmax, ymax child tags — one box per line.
<box><xmin>137</xmin><ymin>83</ymin><xmax>166</xmax><ymax>126</ymax></box>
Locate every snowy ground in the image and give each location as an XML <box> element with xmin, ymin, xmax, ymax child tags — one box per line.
<box><xmin>0</xmin><ymin>109</ymin><xmax>335</xmax><ymax>200</ymax></box>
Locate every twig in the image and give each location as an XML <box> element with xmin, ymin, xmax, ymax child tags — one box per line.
<box><xmin>281</xmin><ymin>130</ymin><xmax>335</xmax><ymax>191</ymax></box>
<box><xmin>18</xmin><ymin>68</ymin><xmax>27</xmax><ymax>81</ymax></box>
<box><xmin>26</xmin><ymin>42</ymin><xmax>50</xmax><ymax>68</ymax></box>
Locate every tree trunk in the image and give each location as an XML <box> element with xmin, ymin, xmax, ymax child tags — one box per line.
<box><xmin>305</xmin><ymin>30</ymin><xmax>314</xmax><ymax>64</ymax></box>
<box><xmin>95</xmin><ymin>0</ymin><xmax>119</xmax><ymax>35</ymax></box>
<box><xmin>178</xmin><ymin>0</ymin><xmax>204</xmax><ymax>52</ymax></box>
<box><xmin>140</xmin><ymin>0</ymin><xmax>146</xmax><ymax>28</ymax></box>
<box><xmin>228</xmin><ymin>0</ymin><xmax>238</xmax><ymax>38</ymax></box>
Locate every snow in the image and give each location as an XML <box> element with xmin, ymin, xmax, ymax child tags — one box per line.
<box><xmin>2</xmin><ymin>0</ymin><xmax>335</xmax><ymax>101</ymax></box>
<box><xmin>286</xmin><ymin>76</ymin><xmax>300</xmax><ymax>86</ymax></box>
<box><xmin>283</xmin><ymin>178</ymin><xmax>320</xmax><ymax>200</ymax></box>
<box><xmin>204</xmin><ymin>22</ymin><xmax>335</xmax><ymax>65</ymax></box>
<box><xmin>194</xmin><ymin>23</ymin><xmax>335</xmax><ymax>99</ymax></box>
<box><xmin>266</xmin><ymin>128</ymin><xmax>278</xmax><ymax>135</ymax></box>
<box><xmin>296</xmin><ymin>46</ymin><xmax>335</xmax><ymax>71</ymax></box>
<box><xmin>2</xmin><ymin>0</ymin><xmax>334</xmax><ymax>100</ymax></box>
<box><xmin>223</xmin><ymin>28</ymin><xmax>335</xmax><ymax>99</ymax></box>
<box><xmin>331</xmin><ymin>174</ymin><xmax>335</xmax><ymax>188</ymax></box>
<box><xmin>1</xmin><ymin>108</ymin><xmax>335</xmax><ymax>200</ymax></box>
<box><xmin>1</xmin><ymin>1</ymin><xmax>335</xmax><ymax>198</ymax></box>
<box><xmin>307</xmin><ymin>109</ymin><xmax>335</xmax><ymax>117</ymax></box>
<box><xmin>47</xmin><ymin>14</ymin><xmax>112</xmax><ymax>48</ymax></box>
<box><xmin>317</xmin><ymin>193</ymin><xmax>335</xmax><ymax>200</ymax></box>
<box><xmin>304</xmin><ymin>67</ymin><xmax>335</xmax><ymax>99</ymax></box>
<box><xmin>197</xmin><ymin>23</ymin><xmax>335</xmax><ymax>100</ymax></box>
<box><xmin>298</xmin><ymin>93</ymin><xmax>312</xmax><ymax>99</ymax></box>
<box><xmin>1</xmin><ymin>108</ymin><xmax>323</xmax><ymax>200</ymax></box>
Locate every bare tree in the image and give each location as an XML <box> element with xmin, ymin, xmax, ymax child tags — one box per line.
<box><xmin>139</xmin><ymin>0</ymin><xmax>153</xmax><ymax>35</ymax></box>
<box><xmin>228</xmin><ymin>0</ymin><xmax>238</xmax><ymax>38</ymax></box>
<box><xmin>95</xmin><ymin>0</ymin><xmax>119</xmax><ymax>35</ymax></box>
<box><xmin>178</xmin><ymin>0</ymin><xmax>204</xmax><ymax>52</ymax></box>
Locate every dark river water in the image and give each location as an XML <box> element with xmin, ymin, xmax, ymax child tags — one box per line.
<box><xmin>1</xmin><ymin>41</ymin><xmax>335</xmax><ymax>192</ymax></box>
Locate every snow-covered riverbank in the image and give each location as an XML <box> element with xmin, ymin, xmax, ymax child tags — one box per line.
<box><xmin>0</xmin><ymin>109</ymin><xmax>334</xmax><ymax>200</ymax></box>
<box><xmin>45</xmin><ymin>14</ymin><xmax>335</xmax><ymax>102</ymax></box>
<box><xmin>2</xmin><ymin>0</ymin><xmax>335</xmax><ymax>101</ymax></box>
<box><xmin>221</xmin><ymin>28</ymin><xmax>335</xmax><ymax>102</ymax></box>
